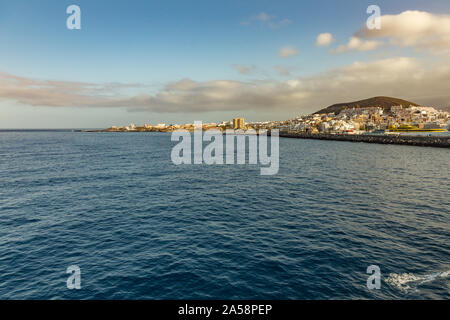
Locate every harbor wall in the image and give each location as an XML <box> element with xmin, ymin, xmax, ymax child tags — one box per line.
<box><xmin>278</xmin><ymin>132</ymin><xmax>450</xmax><ymax>148</ymax></box>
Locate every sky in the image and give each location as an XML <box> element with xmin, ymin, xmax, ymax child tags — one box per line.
<box><xmin>1</xmin><ymin>0</ymin><xmax>450</xmax><ymax>128</ymax></box>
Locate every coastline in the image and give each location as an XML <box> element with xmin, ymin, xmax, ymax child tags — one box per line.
<box><xmin>75</xmin><ymin>129</ymin><xmax>450</xmax><ymax>148</ymax></box>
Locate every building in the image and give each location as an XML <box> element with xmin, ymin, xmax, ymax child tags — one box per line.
<box><xmin>233</xmin><ymin>118</ymin><xmax>245</xmax><ymax>130</ymax></box>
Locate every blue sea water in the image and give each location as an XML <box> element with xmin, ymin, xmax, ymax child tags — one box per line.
<box><xmin>0</xmin><ymin>130</ymin><xmax>448</xmax><ymax>300</ymax></box>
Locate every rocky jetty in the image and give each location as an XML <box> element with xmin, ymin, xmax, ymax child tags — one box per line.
<box><xmin>279</xmin><ymin>133</ymin><xmax>450</xmax><ymax>148</ymax></box>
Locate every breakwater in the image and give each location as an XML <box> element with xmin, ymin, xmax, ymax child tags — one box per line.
<box><xmin>279</xmin><ymin>132</ymin><xmax>450</xmax><ymax>148</ymax></box>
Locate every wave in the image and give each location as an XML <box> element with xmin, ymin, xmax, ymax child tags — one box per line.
<box><xmin>385</xmin><ymin>270</ymin><xmax>450</xmax><ymax>292</ymax></box>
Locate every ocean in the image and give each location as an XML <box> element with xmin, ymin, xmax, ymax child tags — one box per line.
<box><xmin>0</xmin><ymin>130</ymin><xmax>448</xmax><ymax>299</ymax></box>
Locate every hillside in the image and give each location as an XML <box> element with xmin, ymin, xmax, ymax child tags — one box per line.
<box><xmin>314</xmin><ymin>96</ymin><xmax>419</xmax><ymax>115</ymax></box>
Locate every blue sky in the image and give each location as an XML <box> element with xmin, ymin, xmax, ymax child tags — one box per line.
<box><xmin>1</xmin><ymin>0</ymin><xmax>450</xmax><ymax>128</ymax></box>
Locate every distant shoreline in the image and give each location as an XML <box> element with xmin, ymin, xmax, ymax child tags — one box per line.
<box><xmin>2</xmin><ymin>129</ymin><xmax>448</xmax><ymax>148</ymax></box>
<box><xmin>75</xmin><ymin>129</ymin><xmax>450</xmax><ymax>148</ymax></box>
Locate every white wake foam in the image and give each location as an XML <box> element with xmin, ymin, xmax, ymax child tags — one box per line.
<box><xmin>385</xmin><ymin>270</ymin><xmax>450</xmax><ymax>292</ymax></box>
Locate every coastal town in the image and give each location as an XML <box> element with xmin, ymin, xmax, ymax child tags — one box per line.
<box><xmin>103</xmin><ymin>102</ymin><xmax>450</xmax><ymax>135</ymax></box>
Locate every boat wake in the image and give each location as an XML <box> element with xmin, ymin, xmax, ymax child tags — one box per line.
<box><xmin>385</xmin><ymin>270</ymin><xmax>450</xmax><ymax>292</ymax></box>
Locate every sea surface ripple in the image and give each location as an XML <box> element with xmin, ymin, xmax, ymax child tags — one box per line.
<box><xmin>0</xmin><ymin>131</ymin><xmax>448</xmax><ymax>299</ymax></box>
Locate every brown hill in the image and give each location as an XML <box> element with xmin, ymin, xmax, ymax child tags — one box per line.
<box><xmin>314</xmin><ymin>96</ymin><xmax>419</xmax><ymax>115</ymax></box>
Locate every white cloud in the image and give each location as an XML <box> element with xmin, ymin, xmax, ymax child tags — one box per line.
<box><xmin>333</xmin><ymin>37</ymin><xmax>381</xmax><ymax>53</ymax></box>
<box><xmin>279</xmin><ymin>46</ymin><xmax>300</xmax><ymax>58</ymax></box>
<box><xmin>316</xmin><ymin>33</ymin><xmax>334</xmax><ymax>46</ymax></box>
<box><xmin>241</xmin><ymin>12</ymin><xmax>291</xmax><ymax>29</ymax></box>
<box><xmin>232</xmin><ymin>64</ymin><xmax>256</xmax><ymax>75</ymax></box>
<box><xmin>270</xmin><ymin>18</ymin><xmax>291</xmax><ymax>29</ymax></box>
<box><xmin>357</xmin><ymin>10</ymin><xmax>450</xmax><ymax>54</ymax></box>
<box><xmin>254</xmin><ymin>12</ymin><xmax>272</xmax><ymax>22</ymax></box>
<box><xmin>275</xmin><ymin>66</ymin><xmax>291</xmax><ymax>76</ymax></box>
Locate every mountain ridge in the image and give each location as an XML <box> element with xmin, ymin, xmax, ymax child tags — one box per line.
<box><xmin>314</xmin><ymin>96</ymin><xmax>419</xmax><ymax>115</ymax></box>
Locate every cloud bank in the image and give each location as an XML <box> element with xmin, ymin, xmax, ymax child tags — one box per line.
<box><xmin>2</xmin><ymin>57</ymin><xmax>450</xmax><ymax>114</ymax></box>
